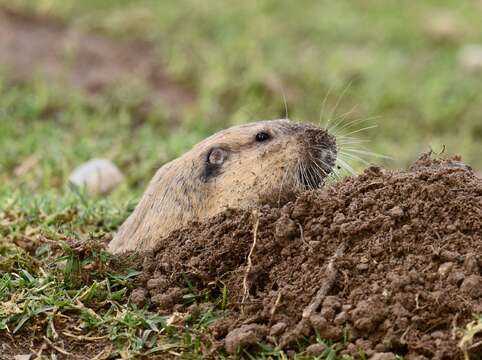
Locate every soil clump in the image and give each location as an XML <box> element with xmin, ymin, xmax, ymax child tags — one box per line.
<box><xmin>137</xmin><ymin>155</ymin><xmax>482</xmax><ymax>359</ymax></box>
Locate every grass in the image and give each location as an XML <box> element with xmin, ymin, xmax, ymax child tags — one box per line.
<box><xmin>0</xmin><ymin>0</ymin><xmax>481</xmax><ymax>358</ymax></box>
<box><xmin>459</xmin><ymin>316</ymin><xmax>482</xmax><ymax>360</ymax></box>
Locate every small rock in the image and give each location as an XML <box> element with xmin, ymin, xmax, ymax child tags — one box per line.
<box><xmin>446</xmin><ymin>224</ymin><xmax>457</xmax><ymax>232</ymax></box>
<box><xmin>159</xmin><ymin>262</ymin><xmax>171</xmax><ymax>273</ymax></box>
<box><xmin>357</xmin><ymin>263</ymin><xmax>369</xmax><ymax>271</ymax></box>
<box><xmin>292</xmin><ymin>199</ymin><xmax>311</xmax><ymax>218</ymax></box>
<box><xmin>445</xmin><ymin>160</ymin><xmax>472</xmax><ymax>171</ymax></box>
<box><xmin>342</xmin><ymin>304</ymin><xmax>353</xmax><ymax>311</ymax></box>
<box><xmin>346</xmin><ymin>343</ymin><xmax>358</xmax><ymax>355</ymax></box>
<box><xmin>405</xmin><ymin>355</ymin><xmax>429</xmax><ymax>360</ymax></box>
<box><xmin>460</xmin><ymin>275</ymin><xmax>482</xmax><ymax>298</ymax></box>
<box><xmin>146</xmin><ymin>277</ymin><xmax>167</xmax><ymax>290</ymax></box>
<box><xmin>166</xmin><ymin>311</ymin><xmax>187</xmax><ymax>326</ymax></box>
<box><xmin>440</xmin><ymin>250</ymin><xmax>460</xmax><ymax>261</ymax></box>
<box><xmin>14</xmin><ymin>356</ymin><xmax>32</xmax><ymax>360</ymax></box>
<box><xmin>69</xmin><ymin>158</ymin><xmax>124</xmax><ymax>196</ymax></box>
<box><xmin>388</xmin><ymin>206</ymin><xmax>404</xmax><ymax>218</ymax></box>
<box><xmin>351</xmin><ymin>300</ymin><xmax>387</xmax><ymax>332</ymax></box>
<box><xmin>309</xmin><ymin>314</ymin><xmax>328</xmax><ymax>331</ymax></box>
<box><xmin>458</xmin><ymin>45</ymin><xmax>482</xmax><ymax>73</ymax></box>
<box><xmin>334</xmin><ymin>311</ymin><xmax>349</xmax><ymax>325</ymax></box>
<box><xmin>285</xmin><ymin>350</ymin><xmax>296</xmax><ymax>358</ymax></box>
<box><xmin>438</xmin><ymin>262</ymin><xmax>454</xmax><ymax>277</ymax></box>
<box><xmin>274</xmin><ymin>214</ymin><xmax>298</xmax><ymax>242</ymax></box>
<box><xmin>430</xmin><ymin>330</ymin><xmax>446</xmax><ymax>339</ymax></box>
<box><xmin>356</xmin><ymin>338</ymin><xmax>374</xmax><ymax>352</ymax></box>
<box><xmin>320</xmin><ymin>307</ymin><xmax>336</xmax><ymax>321</ymax></box>
<box><xmin>321</xmin><ymin>326</ymin><xmax>342</xmax><ymax>340</ymax></box>
<box><xmin>151</xmin><ymin>288</ymin><xmax>184</xmax><ymax>309</ymax></box>
<box><xmin>463</xmin><ymin>253</ymin><xmax>479</xmax><ymax>274</ymax></box>
<box><xmin>130</xmin><ymin>288</ymin><xmax>146</xmax><ymax>306</ymax></box>
<box><xmin>269</xmin><ymin>322</ymin><xmax>287</xmax><ymax>337</ymax></box>
<box><xmin>340</xmin><ymin>349</ymin><xmax>351</xmax><ymax>357</ymax></box>
<box><xmin>309</xmin><ymin>314</ymin><xmax>342</xmax><ymax>340</ymax></box>
<box><xmin>371</xmin><ymin>283</ymin><xmax>381</xmax><ymax>293</ymax></box>
<box><xmin>474</xmin><ymin>302</ymin><xmax>482</xmax><ymax>313</ymax></box>
<box><xmin>333</xmin><ymin>213</ymin><xmax>346</xmax><ymax>224</ymax></box>
<box><xmin>225</xmin><ymin>324</ymin><xmax>268</xmax><ymax>354</ymax></box>
<box><xmin>374</xmin><ymin>343</ymin><xmax>386</xmax><ymax>352</ymax></box>
<box><xmin>306</xmin><ymin>343</ymin><xmax>327</xmax><ymax>356</ymax></box>
<box><xmin>448</xmin><ymin>270</ymin><xmax>465</xmax><ymax>286</ymax></box>
<box><xmin>370</xmin><ymin>352</ymin><xmax>397</xmax><ymax>360</ymax></box>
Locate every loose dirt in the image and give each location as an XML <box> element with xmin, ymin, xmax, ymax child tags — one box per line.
<box><xmin>0</xmin><ymin>8</ymin><xmax>192</xmax><ymax>113</ymax></box>
<box><xmin>137</xmin><ymin>155</ymin><xmax>482</xmax><ymax>359</ymax></box>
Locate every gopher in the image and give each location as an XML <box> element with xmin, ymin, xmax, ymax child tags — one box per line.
<box><xmin>108</xmin><ymin>119</ymin><xmax>337</xmax><ymax>253</ymax></box>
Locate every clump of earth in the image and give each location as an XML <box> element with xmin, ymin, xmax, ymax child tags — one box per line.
<box><xmin>135</xmin><ymin>155</ymin><xmax>482</xmax><ymax>359</ymax></box>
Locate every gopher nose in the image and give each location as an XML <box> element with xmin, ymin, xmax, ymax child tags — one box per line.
<box><xmin>300</xmin><ymin>127</ymin><xmax>336</xmax><ymax>149</ymax></box>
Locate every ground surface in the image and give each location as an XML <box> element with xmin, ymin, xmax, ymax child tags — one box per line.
<box><xmin>2</xmin><ymin>156</ymin><xmax>481</xmax><ymax>359</ymax></box>
<box><xmin>136</xmin><ymin>156</ymin><xmax>482</xmax><ymax>359</ymax></box>
<box><xmin>0</xmin><ymin>1</ymin><xmax>482</xmax><ymax>359</ymax></box>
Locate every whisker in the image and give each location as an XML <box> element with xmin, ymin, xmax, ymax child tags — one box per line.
<box><xmin>337</xmin><ymin>143</ymin><xmax>367</xmax><ymax>150</ymax></box>
<box><xmin>327</xmin><ymin>104</ymin><xmax>359</xmax><ymax>133</ymax></box>
<box><xmin>306</xmin><ymin>149</ymin><xmax>342</xmax><ymax>183</ymax></box>
<box><xmin>341</xmin><ymin>148</ymin><xmax>392</xmax><ymax>159</ymax></box>
<box><xmin>330</xmin><ymin>115</ymin><xmax>381</xmax><ymax>135</ymax></box>
<box><xmin>306</xmin><ymin>162</ymin><xmax>317</xmax><ymax>189</ymax></box>
<box><xmin>299</xmin><ymin>160</ymin><xmax>307</xmax><ymax>189</ymax></box>
<box><xmin>339</xmin><ymin>125</ymin><xmax>378</xmax><ymax>137</ymax></box>
<box><xmin>320</xmin><ymin>86</ymin><xmax>334</xmax><ymax>128</ymax></box>
<box><xmin>307</xmin><ymin>161</ymin><xmax>317</xmax><ymax>189</ymax></box>
<box><xmin>295</xmin><ymin>159</ymin><xmax>301</xmax><ymax>190</ymax></box>
<box><xmin>327</xmin><ymin>81</ymin><xmax>353</xmax><ymax>128</ymax></box>
<box><xmin>305</xmin><ymin>164</ymin><xmax>314</xmax><ymax>190</ymax></box>
<box><xmin>338</xmin><ymin>151</ymin><xmax>372</xmax><ymax>166</ymax></box>
<box><xmin>336</xmin><ymin>140</ymin><xmax>369</xmax><ymax>147</ymax></box>
<box><xmin>336</xmin><ymin>158</ymin><xmax>357</xmax><ymax>176</ymax></box>
<box><xmin>310</xmin><ymin>159</ymin><xmax>330</xmax><ymax>184</ymax></box>
<box><xmin>309</xmin><ymin>156</ymin><xmax>326</xmax><ymax>176</ymax></box>
<box><xmin>335</xmin><ymin>134</ymin><xmax>368</xmax><ymax>141</ymax></box>
<box><xmin>328</xmin><ymin>165</ymin><xmax>341</xmax><ymax>181</ymax></box>
<box><xmin>281</xmin><ymin>89</ymin><xmax>289</xmax><ymax>120</ymax></box>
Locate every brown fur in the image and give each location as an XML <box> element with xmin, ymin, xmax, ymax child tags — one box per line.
<box><xmin>108</xmin><ymin>119</ymin><xmax>336</xmax><ymax>253</ymax></box>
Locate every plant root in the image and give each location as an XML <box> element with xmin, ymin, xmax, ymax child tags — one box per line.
<box><xmin>278</xmin><ymin>242</ymin><xmax>346</xmax><ymax>348</ymax></box>
<box><xmin>241</xmin><ymin>210</ymin><xmax>260</xmax><ymax>312</ymax></box>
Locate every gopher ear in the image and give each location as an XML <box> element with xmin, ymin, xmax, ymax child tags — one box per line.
<box><xmin>202</xmin><ymin>162</ymin><xmax>223</xmax><ymax>182</ymax></box>
<box><xmin>201</xmin><ymin>147</ymin><xmax>228</xmax><ymax>181</ymax></box>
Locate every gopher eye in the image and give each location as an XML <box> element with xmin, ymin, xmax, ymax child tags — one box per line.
<box><xmin>208</xmin><ymin>148</ymin><xmax>226</xmax><ymax>165</ymax></box>
<box><xmin>255</xmin><ymin>131</ymin><xmax>270</xmax><ymax>142</ymax></box>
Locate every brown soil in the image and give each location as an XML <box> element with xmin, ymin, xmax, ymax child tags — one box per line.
<box><xmin>137</xmin><ymin>155</ymin><xmax>482</xmax><ymax>359</ymax></box>
<box><xmin>0</xmin><ymin>8</ymin><xmax>192</xmax><ymax>114</ymax></box>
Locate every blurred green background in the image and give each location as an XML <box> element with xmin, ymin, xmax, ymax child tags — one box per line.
<box><xmin>1</xmin><ymin>0</ymin><xmax>481</xmax><ymax>201</ymax></box>
<box><xmin>0</xmin><ymin>2</ymin><xmax>481</xmax><ymax>357</ymax></box>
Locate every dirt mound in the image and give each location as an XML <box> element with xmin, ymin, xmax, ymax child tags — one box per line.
<box><xmin>0</xmin><ymin>8</ymin><xmax>192</xmax><ymax>113</ymax></box>
<box><xmin>137</xmin><ymin>155</ymin><xmax>482</xmax><ymax>359</ymax></box>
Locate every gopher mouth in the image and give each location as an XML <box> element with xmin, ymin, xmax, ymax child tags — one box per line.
<box><xmin>297</xmin><ymin>149</ymin><xmax>337</xmax><ymax>189</ymax></box>
<box><xmin>296</xmin><ymin>128</ymin><xmax>337</xmax><ymax>190</ymax></box>
<box><xmin>298</xmin><ymin>167</ymin><xmax>323</xmax><ymax>189</ymax></box>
